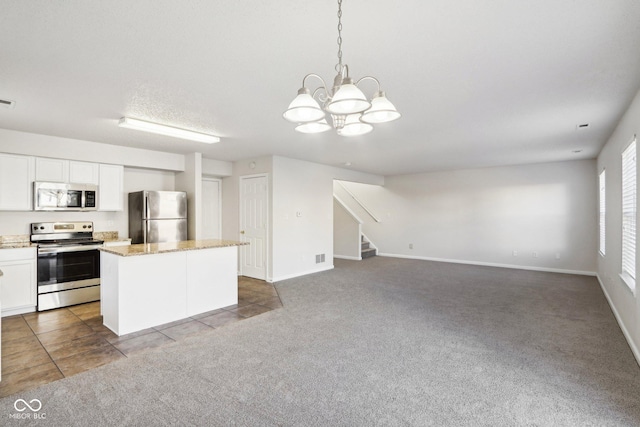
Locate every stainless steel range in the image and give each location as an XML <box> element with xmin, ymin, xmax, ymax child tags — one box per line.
<box><xmin>30</xmin><ymin>221</ymin><xmax>103</xmax><ymax>311</ymax></box>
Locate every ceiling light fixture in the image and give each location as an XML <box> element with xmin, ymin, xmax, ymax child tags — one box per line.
<box><xmin>283</xmin><ymin>0</ymin><xmax>400</xmax><ymax>137</ymax></box>
<box><xmin>118</xmin><ymin>117</ymin><xmax>220</xmax><ymax>144</ymax></box>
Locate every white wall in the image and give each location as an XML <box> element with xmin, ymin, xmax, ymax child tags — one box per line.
<box><xmin>270</xmin><ymin>156</ymin><xmax>385</xmax><ymax>281</ymax></box>
<box><xmin>222</xmin><ymin>155</ymin><xmax>384</xmax><ymax>282</ymax></box>
<box><xmin>271</xmin><ymin>157</ymin><xmax>334</xmax><ymax>280</ymax></box>
<box><xmin>0</xmin><ymin>128</ymin><xmax>184</xmax><ymax>171</ymax></box>
<box><xmin>340</xmin><ymin>160</ymin><xmax>597</xmax><ymax>274</ymax></box>
<box><xmin>175</xmin><ymin>152</ymin><xmax>202</xmax><ymax>239</ymax></box>
<box><xmin>333</xmin><ymin>199</ymin><xmax>362</xmax><ymax>260</ymax></box>
<box><xmin>597</xmin><ymin>87</ymin><xmax>640</xmax><ymax>363</ymax></box>
<box><xmin>202</xmin><ymin>158</ymin><xmax>232</xmax><ymax>177</ymax></box>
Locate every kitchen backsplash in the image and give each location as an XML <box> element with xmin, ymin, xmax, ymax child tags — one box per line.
<box><xmin>94</xmin><ymin>231</ymin><xmax>119</xmax><ymax>241</ymax></box>
<box><xmin>0</xmin><ymin>234</ymin><xmax>30</xmax><ymax>244</ymax></box>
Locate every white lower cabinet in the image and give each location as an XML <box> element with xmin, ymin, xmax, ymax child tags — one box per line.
<box><xmin>0</xmin><ymin>247</ymin><xmax>37</xmax><ymax>317</ymax></box>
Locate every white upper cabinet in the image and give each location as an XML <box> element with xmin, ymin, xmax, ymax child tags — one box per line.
<box><xmin>99</xmin><ymin>164</ymin><xmax>124</xmax><ymax>211</ymax></box>
<box><xmin>35</xmin><ymin>157</ymin><xmax>69</xmax><ymax>182</ymax></box>
<box><xmin>0</xmin><ymin>153</ymin><xmax>35</xmax><ymax>211</ymax></box>
<box><xmin>36</xmin><ymin>158</ymin><xmax>99</xmax><ymax>184</ymax></box>
<box><xmin>69</xmin><ymin>161</ymin><xmax>99</xmax><ymax>184</ymax></box>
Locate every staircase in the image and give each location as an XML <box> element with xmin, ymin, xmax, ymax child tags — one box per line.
<box><xmin>361</xmin><ymin>236</ymin><xmax>376</xmax><ymax>259</ymax></box>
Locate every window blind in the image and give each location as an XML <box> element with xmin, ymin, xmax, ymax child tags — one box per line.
<box><xmin>622</xmin><ymin>139</ymin><xmax>636</xmax><ymax>282</ymax></box>
<box><xmin>599</xmin><ymin>170</ymin><xmax>606</xmax><ymax>255</ymax></box>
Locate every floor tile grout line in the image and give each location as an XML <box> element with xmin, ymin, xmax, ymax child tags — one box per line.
<box><xmin>21</xmin><ymin>312</ymin><xmax>64</xmax><ymax>376</ymax></box>
<box><xmin>2</xmin><ymin>278</ymin><xmax>277</xmax><ymax>396</ymax></box>
<box><xmin>24</xmin><ymin>308</ymin><xmax>86</xmax><ymax>336</ymax></box>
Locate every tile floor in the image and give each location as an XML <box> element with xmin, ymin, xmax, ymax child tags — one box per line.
<box><xmin>0</xmin><ymin>276</ymin><xmax>281</xmax><ymax>398</ymax></box>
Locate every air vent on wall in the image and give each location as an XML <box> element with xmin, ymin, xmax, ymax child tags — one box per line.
<box><xmin>0</xmin><ymin>99</ymin><xmax>15</xmax><ymax>109</ymax></box>
<box><xmin>315</xmin><ymin>254</ymin><xmax>326</xmax><ymax>264</ymax></box>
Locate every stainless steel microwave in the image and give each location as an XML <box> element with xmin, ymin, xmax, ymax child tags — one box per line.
<box><xmin>33</xmin><ymin>182</ymin><xmax>98</xmax><ymax>211</ymax></box>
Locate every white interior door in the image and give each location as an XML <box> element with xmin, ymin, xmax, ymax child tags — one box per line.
<box><xmin>202</xmin><ymin>178</ymin><xmax>221</xmax><ymax>239</ymax></box>
<box><xmin>240</xmin><ymin>175</ymin><xmax>268</xmax><ymax>280</ymax></box>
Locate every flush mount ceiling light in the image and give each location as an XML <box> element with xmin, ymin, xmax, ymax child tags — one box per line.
<box><xmin>283</xmin><ymin>0</ymin><xmax>400</xmax><ymax>137</ymax></box>
<box><xmin>118</xmin><ymin>117</ymin><xmax>220</xmax><ymax>144</ymax></box>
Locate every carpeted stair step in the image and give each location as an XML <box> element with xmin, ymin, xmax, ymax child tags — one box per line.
<box><xmin>361</xmin><ymin>241</ymin><xmax>370</xmax><ymax>250</ymax></box>
<box><xmin>361</xmin><ymin>247</ymin><xmax>376</xmax><ymax>259</ymax></box>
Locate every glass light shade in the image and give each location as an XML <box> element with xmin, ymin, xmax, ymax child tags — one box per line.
<box><xmin>360</xmin><ymin>92</ymin><xmax>401</xmax><ymax>124</ymax></box>
<box><xmin>337</xmin><ymin>114</ymin><xmax>373</xmax><ymax>137</ymax></box>
<box><xmin>295</xmin><ymin>119</ymin><xmax>332</xmax><ymax>134</ymax></box>
<box><xmin>325</xmin><ymin>83</ymin><xmax>371</xmax><ymax>115</ymax></box>
<box><xmin>283</xmin><ymin>90</ymin><xmax>325</xmax><ymax>123</ymax></box>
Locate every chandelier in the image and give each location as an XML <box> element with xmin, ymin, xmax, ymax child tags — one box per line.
<box><xmin>283</xmin><ymin>0</ymin><xmax>400</xmax><ymax>136</ymax></box>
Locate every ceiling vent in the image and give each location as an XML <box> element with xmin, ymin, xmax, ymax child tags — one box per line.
<box><xmin>0</xmin><ymin>99</ymin><xmax>15</xmax><ymax>109</ymax></box>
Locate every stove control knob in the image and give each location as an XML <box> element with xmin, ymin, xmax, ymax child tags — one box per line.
<box><xmin>88</xmin><ymin>225</ymin><xmax>92</xmax><ymax>228</ymax></box>
<box><xmin>40</xmin><ymin>226</ymin><xmax>45</xmax><ymax>230</ymax></box>
<box><xmin>83</xmin><ymin>225</ymin><xmax>87</xmax><ymax>229</ymax></box>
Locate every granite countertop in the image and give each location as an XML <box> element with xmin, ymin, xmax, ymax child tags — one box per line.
<box><xmin>94</xmin><ymin>231</ymin><xmax>131</xmax><ymax>243</ymax></box>
<box><xmin>0</xmin><ymin>234</ymin><xmax>35</xmax><ymax>249</ymax></box>
<box><xmin>99</xmin><ymin>239</ymin><xmax>248</xmax><ymax>257</ymax></box>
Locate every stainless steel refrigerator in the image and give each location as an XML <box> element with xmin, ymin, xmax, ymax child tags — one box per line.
<box><xmin>128</xmin><ymin>191</ymin><xmax>188</xmax><ymax>244</ymax></box>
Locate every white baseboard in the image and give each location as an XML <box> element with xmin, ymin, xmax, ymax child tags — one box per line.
<box><xmin>334</xmin><ymin>255</ymin><xmax>362</xmax><ymax>261</ymax></box>
<box><xmin>269</xmin><ymin>265</ymin><xmax>334</xmax><ymax>283</ymax></box>
<box><xmin>596</xmin><ymin>275</ymin><xmax>640</xmax><ymax>367</ymax></box>
<box><xmin>1</xmin><ymin>305</ymin><xmax>36</xmax><ymax>317</ymax></box>
<box><xmin>377</xmin><ymin>253</ymin><xmax>596</xmax><ymax>277</ymax></box>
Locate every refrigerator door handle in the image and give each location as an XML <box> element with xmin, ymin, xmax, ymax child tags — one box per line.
<box><xmin>144</xmin><ymin>194</ymin><xmax>151</xmax><ymax>220</ymax></box>
<box><xmin>144</xmin><ymin>219</ymin><xmax>150</xmax><ymax>244</ymax></box>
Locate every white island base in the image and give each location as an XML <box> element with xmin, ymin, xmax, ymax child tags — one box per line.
<box><xmin>100</xmin><ymin>243</ymin><xmax>240</xmax><ymax>336</ymax></box>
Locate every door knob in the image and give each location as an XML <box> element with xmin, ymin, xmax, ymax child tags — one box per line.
<box><xmin>240</xmin><ymin>230</ymin><xmax>245</xmax><ymax>234</ymax></box>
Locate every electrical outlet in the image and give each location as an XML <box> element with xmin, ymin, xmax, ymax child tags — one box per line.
<box><xmin>512</xmin><ymin>250</ymin><xmax>518</xmax><ymax>256</ymax></box>
<box><xmin>532</xmin><ymin>251</ymin><xmax>538</xmax><ymax>258</ymax></box>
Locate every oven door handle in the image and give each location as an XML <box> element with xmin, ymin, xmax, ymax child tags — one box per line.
<box><xmin>38</xmin><ymin>245</ymin><xmax>102</xmax><ymax>254</ymax></box>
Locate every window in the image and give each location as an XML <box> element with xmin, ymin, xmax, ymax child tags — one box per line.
<box><xmin>599</xmin><ymin>170</ymin><xmax>606</xmax><ymax>256</ymax></box>
<box><xmin>621</xmin><ymin>138</ymin><xmax>636</xmax><ymax>291</ymax></box>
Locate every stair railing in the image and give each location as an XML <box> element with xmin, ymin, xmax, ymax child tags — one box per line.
<box><xmin>335</xmin><ymin>181</ymin><xmax>381</xmax><ymax>223</ymax></box>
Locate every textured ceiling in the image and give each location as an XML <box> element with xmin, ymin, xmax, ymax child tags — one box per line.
<box><xmin>1</xmin><ymin>0</ymin><xmax>640</xmax><ymax>176</ymax></box>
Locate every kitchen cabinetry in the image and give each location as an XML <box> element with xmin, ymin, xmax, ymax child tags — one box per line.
<box><xmin>0</xmin><ymin>153</ymin><xmax>123</xmax><ymax>211</ymax></box>
<box><xmin>36</xmin><ymin>158</ymin><xmax>99</xmax><ymax>184</ymax></box>
<box><xmin>0</xmin><ymin>247</ymin><xmax>37</xmax><ymax>317</ymax></box>
<box><xmin>0</xmin><ymin>153</ymin><xmax>35</xmax><ymax>211</ymax></box>
<box><xmin>35</xmin><ymin>157</ymin><xmax>69</xmax><ymax>182</ymax></box>
<box><xmin>101</xmin><ymin>242</ymin><xmax>241</xmax><ymax>335</ymax></box>
<box><xmin>99</xmin><ymin>164</ymin><xmax>124</xmax><ymax>211</ymax></box>
<box><xmin>69</xmin><ymin>161</ymin><xmax>99</xmax><ymax>184</ymax></box>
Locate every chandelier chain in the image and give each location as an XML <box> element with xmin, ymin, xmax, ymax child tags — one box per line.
<box><xmin>335</xmin><ymin>0</ymin><xmax>343</xmax><ymax>73</ymax></box>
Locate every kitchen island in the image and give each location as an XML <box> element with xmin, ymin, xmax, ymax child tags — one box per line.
<box><xmin>100</xmin><ymin>239</ymin><xmax>247</xmax><ymax>336</ymax></box>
